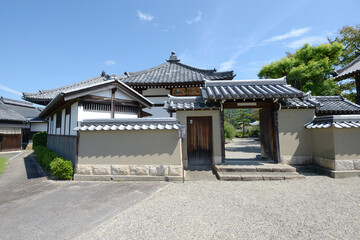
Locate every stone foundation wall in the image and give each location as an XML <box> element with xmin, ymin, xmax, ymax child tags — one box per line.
<box><xmin>314</xmin><ymin>157</ymin><xmax>360</xmax><ymax>171</ymax></box>
<box><xmin>76</xmin><ymin>164</ymin><xmax>182</xmax><ymax>177</ymax></box>
<box><xmin>280</xmin><ymin>155</ymin><xmax>313</xmax><ymax>165</ymax></box>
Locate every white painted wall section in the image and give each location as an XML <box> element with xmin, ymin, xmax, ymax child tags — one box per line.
<box><xmin>70</xmin><ymin>102</ymin><xmax>78</xmax><ymax>136</ymax></box>
<box><xmin>31</xmin><ymin>122</ymin><xmax>47</xmax><ymax>132</ymax></box>
<box><xmin>142</xmin><ymin>88</ymin><xmax>169</xmax><ymax>96</ymax></box>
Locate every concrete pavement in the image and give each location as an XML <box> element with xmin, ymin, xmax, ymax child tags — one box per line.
<box><xmin>0</xmin><ymin>151</ymin><xmax>168</xmax><ymax>240</ymax></box>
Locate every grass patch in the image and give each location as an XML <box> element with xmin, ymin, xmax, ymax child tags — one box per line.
<box><xmin>0</xmin><ymin>157</ymin><xmax>8</xmax><ymax>175</ymax></box>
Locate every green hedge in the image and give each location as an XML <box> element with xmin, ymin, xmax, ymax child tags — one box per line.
<box><xmin>33</xmin><ymin>131</ymin><xmax>47</xmax><ymax>147</ymax></box>
<box><xmin>224</xmin><ymin>122</ymin><xmax>236</xmax><ymax>140</ymax></box>
<box><xmin>33</xmin><ymin>146</ymin><xmax>73</xmax><ymax>180</ymax></box>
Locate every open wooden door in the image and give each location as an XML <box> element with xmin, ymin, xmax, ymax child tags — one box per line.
<box><xmin>187</xmin><ymin>117</ymin><xmax>213</xmax><ymax>166</ymax></box>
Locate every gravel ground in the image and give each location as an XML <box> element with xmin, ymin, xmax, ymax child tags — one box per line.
<box><xmin>78</xmin><ymin>175</ymin><xmax>360</xmax><ymax>240</ymax></box>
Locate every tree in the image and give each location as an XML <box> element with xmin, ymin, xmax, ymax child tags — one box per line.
<box><xmin>328</xmin><ymin>25</ymin><xmax>360</xmax><ymax>66</ymax></box>
<box><xmin>328</xmin><ymin>25</ymin><xmax>360</xmax><ymax>103</ymax></box>
<box><xmin>236</xmin><ymin>110</ymin><xmax>252</xmax><ymax>138</ymax></box>
<box><xmin>258</xmin><ymin>43</ymin><xmax>343</xmax><ymax>96</ymax></box>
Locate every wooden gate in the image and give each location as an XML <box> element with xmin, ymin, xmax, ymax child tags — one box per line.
<box><xmin>187</xmin><ymin>117</ymin><xmax>213</xmax><ymax>166</ymax></box>
<box><xmin>0</xmin><ymin>134</ymin><xmax>22</xmax><ymax>151</ymax></box>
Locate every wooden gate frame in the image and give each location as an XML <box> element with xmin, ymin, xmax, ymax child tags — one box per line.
<box><xmin>220</xmin><ymin>101</ymin><xmax>281</xmax><ymax>163</ymax></box>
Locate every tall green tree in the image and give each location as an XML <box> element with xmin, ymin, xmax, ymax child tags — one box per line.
<box><xmin>328</xmin><ymin>25</ymin><xmax>360</xmax><ymax>102</ymax></box>
<box><xmin>328</xmin><ymin>25</ymin><xmax>360</xmax><ymax>66</ymax></box>
<box><xmin>258</xmin><ymin>43</ymin><xmax>343</xmax><ymax>96</ymax></box>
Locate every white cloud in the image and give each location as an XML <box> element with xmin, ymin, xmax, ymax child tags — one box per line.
<box><xmin>186</xmin><ymin>11</ymin><xmax>202</xmax><ymax>24</ymax></box>
<box><xmin>219</xmin><ymin>60</ymin><xmax>235</xmax><ymax>71</ymax></box>
<box><xmin>0</xmin><ymin>85</ymin><xmax>22</xmax><ymax>96</ymax></box>
<box><xmin>105</xmin><ymin>60</ymin><xmax>116</xmax><ymax>66</ymax></box>
<box><xmin>260</xmin><ymin>27</ymin><xmax>311</xmax><ymax>46</ymax></box>
<box><xmin>137</xmin><ymin>10</ymin><xmax>154</xmax><ymax>22</ymax></box>
<box><xmin>286</xmin><ymin>35</ymin><xmax>328</xmax><ymax>49</ymax></box>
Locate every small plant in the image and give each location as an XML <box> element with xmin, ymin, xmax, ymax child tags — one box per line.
<box><xmin>32</xmin><ymin>131</ymin><xmax>47</xmax><ymax>147</ymax></box>
<box><xmin>224</xmin><ymin>122</ymin><xmax>236</xmax><ymax>141</ymax></box>
<box><xmin>250</xmin><ymin>125</ymin><xmax>260</xmax><ymax>137</ymax></box>
<box><xmin>50</xmin><ymin>158</ymin><xmax>74</xmax><ymax>180</ymax></box>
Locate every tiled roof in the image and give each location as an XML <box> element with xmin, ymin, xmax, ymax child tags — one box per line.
<box><xmin>0</xmin><ymin>97</ymin><xmax>44</xmax><ymax>122</ymax></box>
<box><xmin>280</xmin><ymin>97</ymin><xmax>318</xmax><ymax>109</ymax></box>
<box><xmin>305</xmin><ymin>115</ymin><xmax>360</xmax><ymax>129</ymax></box>
<box><xmin>123</xmin><ymin>53</ymin><xmax>234</xmax><ymax>86</ymax></box>
<box><xmin>39</xmin><ymin>79</ymin><xmax>153</xmax><ymax>118</ymax></box>
<box><xmin>201</xmin><ymin>77</ymin><xmax>304</xmax><ymax>100</ymax></box>
<box><xmin>23</xmin><ymin>75</ymin><xmax>108</xmax><ymax>104</ymax></box>
<box><xmin>333</xmin><ymin>55</ymin><xmax>360</xmax><ymax>80</ymax></box>
<box><xmin>0</xmin><ymin>101</ymin><xmax>27</xmax><ymax>122</ymax></box>
<box><xmin>74</xmin><ymin>118</ymin><xmax>179</xmax><ymax>131</ymax></box>
<box><xmin>23</xmin><ymin>52</ymin><xmax>234</xmax><ymax>104</ymax></box>
<box><xmin>164</xmin><ymin>95</ymin><xmax>221</xmax><ymax>111</ymax></box>
<box><xmin>314</xmin><ymin>95</ymin><xmax>360</xmax><ymax>115</ymax></box>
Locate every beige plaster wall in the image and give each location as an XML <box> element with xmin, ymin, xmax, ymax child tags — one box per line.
<box><xmin>176</xmin><ymin>110</ymin><xmax>221</xmax><ymax>165</ymax></box>
<box><xmin>78</xmin><ymin>130</ymin><xmax>181</xmax><ymax>165</ymax></box>
<box><xmin>334</xmin><ymin>128</ymin><xmax>360</xmax><ymax>160</ymax></box>
<box><xmin>278</xmin><ymin>109</ymin><xmax>315</xmax><ymax>164</ymax></box>
<box><xmin>312</xmin><ymin>128</ymin><xmax>335</xmax><ymax>159</ymax></box>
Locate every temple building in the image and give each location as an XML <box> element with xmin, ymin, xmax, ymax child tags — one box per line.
<box><xmin>23</xmin><ymin>52</ymin><xmax>360</xmax><ymax>180</ymax></box>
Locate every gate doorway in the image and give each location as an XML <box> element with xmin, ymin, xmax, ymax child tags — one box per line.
<box><xmin>187</xmin><ymin>117</ymin><xmax>213</xmax><ymax>166</ymax></box>
<box><xmin>221</xmin><ymin>102</ymin><xmax>280</xmax><ymax>164</ymax></box>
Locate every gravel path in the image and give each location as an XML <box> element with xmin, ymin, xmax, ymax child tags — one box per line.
<box><xmin>78</xmin><ymin>175</ymin><xmax>360</xmax><ymax>240</ymax></box>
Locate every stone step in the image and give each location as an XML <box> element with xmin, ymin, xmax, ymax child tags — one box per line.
<box><xmin>216</xmin><ymin>171</ymin><xmax>305</xmax><ymax>181</ymax></box>
<box><xmin>214</xmin><ymin>164</ymin><xmax>297</xmax><ymax>173</ymax></box>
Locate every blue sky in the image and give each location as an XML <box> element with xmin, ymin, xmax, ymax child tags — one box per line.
<box><xmin>0</xmin><ymin>0</ymin><xmax>359</xmax><ymax>101</ymax></box>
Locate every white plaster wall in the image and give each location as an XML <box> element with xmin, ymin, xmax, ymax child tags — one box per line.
<box><xmin>70</xmin><ymin>102</ymin><xmax>78</xmax><ymax>136</ymax></box>
<box><xmin>144</xmin><ymin>107</ymin><xmax>171</xmax><ymax>118</ymax></box>
<box><xmin>92</xmin><ymin>89</ymin><xmax>133</xmax><ymax>101</ymax></box>
<box><xmin>65</xmin><ymin>114</ymin><xmax>70</xmax><ymax>135</ymax></box>
<box><xmin>61</xmin><ymin>109</ymin><xmax>66</xmax><ymax>135</ymax></box>
<box><xmin>114</xmin><ymin>113</ymin><xmax>138</xmax><ymax>118</ymax></box>
<box><xmin>30</xmin><ymin>122</ymin><xmax>47</xmax><ymax>132</ymax></box>
<box><xmin>146</xmin><ymin>96</ymin><xmax>168</xmax><ymax>104</ymax></box>
<box><xmin>0</xmin><ymin>127</ymin><xmax>21</xmax><ymax>134</ymax></box>
<box><xmin>52</xmin><ymin>115</ymin><xmax>57</xmax><ymax>134</ymax></box>
<box><xmin>142</xmin><ymin>88</ymin><xmax>169</xmax><ymax>96</ymax></box>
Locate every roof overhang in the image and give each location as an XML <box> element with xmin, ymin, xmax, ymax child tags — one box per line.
<box><xmin>39</xmin><ymin>80</ymin><xmax>153</xmax><ymax>118</ymax></box>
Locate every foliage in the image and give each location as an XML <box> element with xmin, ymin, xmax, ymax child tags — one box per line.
<box><xmin>258</xmin><ymin>43</ymin><xmax>343</xmax><ymax>96</ymax></box>
<box><xmin>50</xmin><ymin>158</ymin><xmax>74</xmax><ymax>180</ymax></box>
<box><xmin>0</xmin><ymin>157</ymin><xmax>8</xmax><ymax>175</ymax></box>
<box><xmin>328</xmin><ymin>25</ymin><xmax>360</xmax><ymax>66</ymax></box>
<box><xmin>249</xmin><ymin>125</ymin><xmax>260</xmax><ymax>137</ymax></box>
<box><xmin>32</xmin><ymin>131</ymin><xmax>47</xmax><ymax>147</ymax></box>
<box><xmin>224</xmin><ymin>122</ymin><xmax>236</xmax><ymax>141</ymax></box>
<box><xmin>33</xmin><ymin>146</ymin><xmax>73</xmax><ymax>180</ymax></box>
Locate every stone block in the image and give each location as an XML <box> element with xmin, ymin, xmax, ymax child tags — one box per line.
<box><xmin>334</xmin><ymin>160</ymin><xmax>354</xmax><ymax>170</ymax></box>
<box><xmin>130</xmin><ymin>166</ymin><xmax>149</xmax><ymax>175</ymax></box>
<box><xmin>314</xmin><ymin>157</ymin><xmax>335</xmax><ymax>170</ymax></box>
<box><xmin>149</xmin><ymin>165</ymin><xmax>166</xmax><ymax>176</ymax></box>
<box><xmin>354</xmin><ymin>160</ymin><xmax>360</xmax><ymax>170</ymax></box>
<box><xmin>76</xmin><ymin>165</ymin><xmax>92</xmax><ymax>175</ymax></box>
<box><xmin>111</xmin><ymin>165</ymin><xmax>130</xmax><ymax>175</ymax></box>
<box><xmin>281</xmin><ymin>156</ymin><xmax>313</xmax><ymax>165</ymax></box>
<box><xmin>92</xmin><ymin>165</ymin><xmax>111</xmax><ymax>175</ymax></box>
<box><xmin>167</xmin><ymin>166</ymin><xmax>182</xmax><ymax>176</ymax></box>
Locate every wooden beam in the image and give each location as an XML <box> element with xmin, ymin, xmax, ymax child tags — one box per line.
<box><xmin>223</xmin><ymin>101</ymin><xmax>274</xmax><ymax>109</ymax></box>
<box><xmin>111</xmin><ymin>89</ymin><xmax>115</xmax><ymax>118</ymax></box>
<box><xmin>220</xmin><ymin>108</ymin><xmax>225</xmax><ymax>163</ymax></box>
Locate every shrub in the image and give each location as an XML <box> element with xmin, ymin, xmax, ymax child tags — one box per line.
<box><xmin>33</xmin><ymin>131</ymin><xmax>47</xmax><ymax>147</ymax></box>
<box><xmin>50</xmin><ymin>158</ymin><xmax>74</xmax><ymax>180</ymax></box>
<box><xmin>250</xmin><ymin>125</ymin><xmax>260</xmax><ymax>137</ymax></box>
<box><xmin>224</xmin><ymin>122</ymin><xmax>236</xmax><ymax>141</ymax></box>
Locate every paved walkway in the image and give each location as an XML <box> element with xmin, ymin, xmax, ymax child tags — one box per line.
<box><xmin>225</xmin><ymin>137</ymin><xmax>262</xmax><ymax>162</ymax></box>
<box><xmin>0</xmin><ymin>151</ymin><xmax>167</xmax><ymax>240</ymax></box>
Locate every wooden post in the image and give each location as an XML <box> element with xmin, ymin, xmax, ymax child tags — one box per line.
<box><xmin>355</xmin><ymin>75</ymin><xmax>360</xmax><ymax>105</ymax></box>
<box><xmin>220</xmin><ymin>106</ymin><xmax>225</xmax><ymax>163</ymax></box>
<box><xmin>111</xmin><ymin>89</ymin><xmax>115</xmax><ymax>118</ymax></box>
<box><xmin>272</xmin><ymin>106</ymin><xmax>281</xmax><ymax>163</ymax></box>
